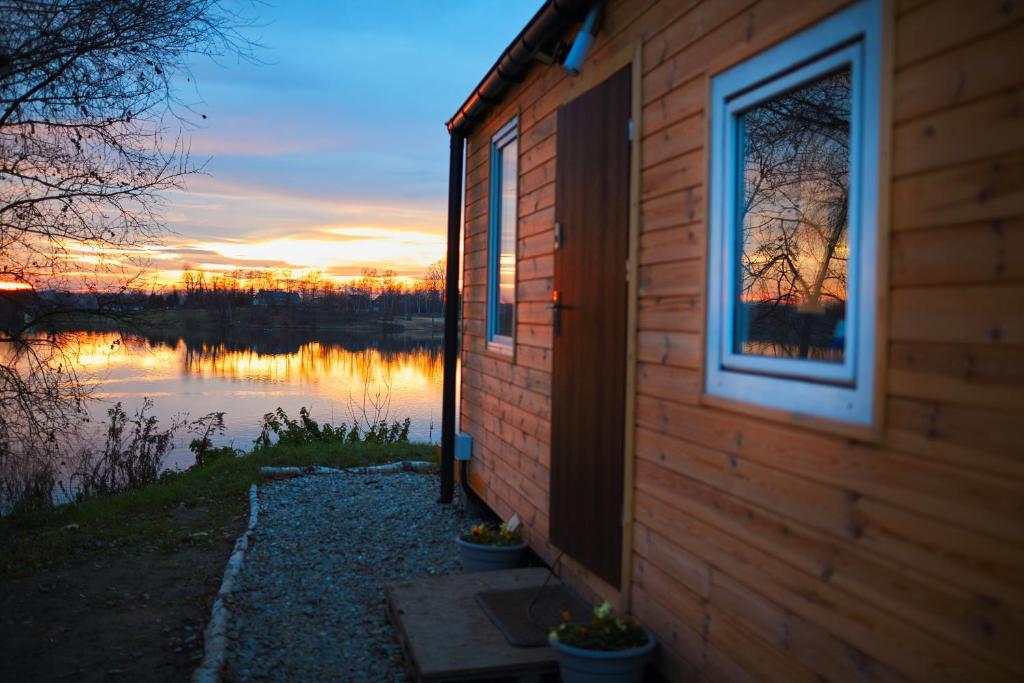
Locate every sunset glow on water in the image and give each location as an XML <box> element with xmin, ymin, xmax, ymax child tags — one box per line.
<box><xmin>62</xmin><ymin>329</ymin><xmax>448</xmax><ymax>469</ymax></box>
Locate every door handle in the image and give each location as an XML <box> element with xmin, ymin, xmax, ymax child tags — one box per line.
<box><xmin>547</xmin><ymin>290</ymin><xmax>564</xmax><ymax>336</ymax></box>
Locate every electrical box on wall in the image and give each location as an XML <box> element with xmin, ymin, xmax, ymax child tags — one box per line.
<box><xmin>455</xmin><ymin>432</ymin><xmax>473</xmax><ymax>461</ymax></box>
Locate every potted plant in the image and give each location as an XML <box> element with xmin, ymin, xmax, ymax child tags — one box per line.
<box><xmin>456</xmin><ymin>518</ymin><xmax>527</xmax><ymax>572</ymax></box>
<box><xmin>548</xmin><ymin>601</ymin><xmax>656</xmax><ymax>683</ymax></box>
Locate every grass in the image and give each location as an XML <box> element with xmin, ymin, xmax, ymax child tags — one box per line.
<box><xmin>0</xmin><ymin>440</ymin><xmax>438</xmax><ymax>579</ymax></box>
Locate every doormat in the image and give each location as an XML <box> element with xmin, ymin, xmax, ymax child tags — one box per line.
<box><xmin>475</xmin><ymin>582</ymin><xmax>590</xmax><ymax>648</ymax></box>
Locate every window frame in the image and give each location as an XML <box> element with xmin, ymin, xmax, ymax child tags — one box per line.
<box><xmin>486</xmin><ymin>117</ymin><xmax>519</xmax><ymax>352</ymax></box>
<box><xmin>705</xmin><ymin>0</ymin><xmax>882</xmax><ymax>426</ymax></box>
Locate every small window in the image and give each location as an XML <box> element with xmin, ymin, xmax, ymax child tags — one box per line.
<box><xmin>487</xmin><ymin>118</ymin><xmax>518</xmax><ymax>350</ymax></box>
<box><xmin>705</xmin><ymin>0</ymin><xmax>882</xmax><ymax>425</ymax></box>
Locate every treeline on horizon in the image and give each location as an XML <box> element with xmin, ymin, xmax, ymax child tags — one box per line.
<box><xmin>172</xmin><ymin>262</ymin><xmax>447</xmax><ymax>317</ymax></box>
<box><xmin>0</xmin><ymin>261</ymin><xmax>449</xmax><ymax>332</ymax></box>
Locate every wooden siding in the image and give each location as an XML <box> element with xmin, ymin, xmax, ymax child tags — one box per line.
<box><xmin>458</xmin><ymin>0</ymin><xmax>1024</xmax><ymax>680</ymax></box>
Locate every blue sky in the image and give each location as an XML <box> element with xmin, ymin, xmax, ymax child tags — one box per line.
<box><xmin>154</xmin><ymin>0</ymin><xmax>538</xmax><ymax>283</ymax></box>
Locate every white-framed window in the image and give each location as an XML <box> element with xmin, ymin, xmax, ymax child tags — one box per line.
<box><xmin>487</xmin><ymin>118</ymin><xmax>518</xmax><ymax>351</ymax></box>
<box><xmin>705</xmin><ymin>0</ymin><xmax>882</xmax><ymax>426</ymax></box>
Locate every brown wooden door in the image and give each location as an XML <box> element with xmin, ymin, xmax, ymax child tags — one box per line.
<box><xmin>549</xmin><ymin>66</ymin><xmax>631</xmax><ymax>588</ymax></box>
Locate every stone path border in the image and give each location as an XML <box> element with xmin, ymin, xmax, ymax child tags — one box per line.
<box><xmin>193</xmin><ymin>484</ymin><xmax>260</xmax><ymax>683</ymax></box>
<box><xmin>259</xmin><ymin>460</ymin><xmax>437</xmax><ymax>477</ymax></box>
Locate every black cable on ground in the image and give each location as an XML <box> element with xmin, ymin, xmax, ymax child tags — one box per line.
<box><xmin>526</xmin><ymin>551</ymin><xmax>567</xmax><ymax>632</ymax></box>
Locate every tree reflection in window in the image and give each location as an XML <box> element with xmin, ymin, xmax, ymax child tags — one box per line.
<box><xmin>735</xmin><ymin>68</ymin><xmax>851</xmax><ymax>363</ymax></box>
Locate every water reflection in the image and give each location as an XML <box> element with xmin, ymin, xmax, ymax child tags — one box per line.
<box><xmin>64</xmin><ymin>328</ymin><xmax>444</xmax><ymax>469</ymax></box>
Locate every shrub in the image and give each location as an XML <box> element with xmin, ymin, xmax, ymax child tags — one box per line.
<box><xmin>188</xmin><ymin>412</ymin><xmax>226</xmax><ymax>466</ymax></box>
<box><xmin>70</xmin><ymin>400</ymin><xmax>182</xmax><ymax>500</ymax></box>
<box><xmin>68</xmin><ymin>400</ymin><xmax>225</xmax><ymax>500</ymax></box>
<box><xmin>0</xmin><ymin>444</ymin><xmax>56</xmax><ymax>514</ymax></box>
<box><xmin>253</xmin><ymin>407</ymin><xmax>410</xmax><ymax>450</ymax></box>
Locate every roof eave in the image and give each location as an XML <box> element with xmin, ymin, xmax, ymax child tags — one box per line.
<box><xmin>445</xmin><ymin>0</ymin><xmax>594</xmax><ymax>136</ymax></box>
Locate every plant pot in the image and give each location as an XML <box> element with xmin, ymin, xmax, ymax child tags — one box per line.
<box><xmin>548</xmin><ymin>631</ymin><xmax>656</xmax><ymax>683</ymax></box>
<box><xmin>455</xmin><ymin>536</ymin><xmax>527</xmax><ymax>572</ymax></box>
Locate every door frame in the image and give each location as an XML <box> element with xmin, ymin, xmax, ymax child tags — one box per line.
<box><xmin>621</xmin><ymin>46</ymin><xmax>642</xmax><ymax>611</ymax></box>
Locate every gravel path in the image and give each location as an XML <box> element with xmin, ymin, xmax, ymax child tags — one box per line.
<box><xmin>223</xmin><ymin>471</ymin><xmax>481</xmax><ymax>682</ymax></box>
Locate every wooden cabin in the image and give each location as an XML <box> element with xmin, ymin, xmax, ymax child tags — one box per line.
<box><xmin>444</xmin><ymin>0</ymin><xmax>1023</xmax><ymax>680</ymax></box>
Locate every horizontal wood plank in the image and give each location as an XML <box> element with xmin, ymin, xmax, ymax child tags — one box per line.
<box><xmin>892</xmin><ymin>88</ymin><xmax>1024</xmax><ymax>178</ymax></box>
<box><xmin>892</xmin><ymin>153</ymin><xmax>1024</xmax><ymax>231</ymax></box>
<box><xmin>891</xmin><ymin>219</ymin><xmax>1024</xmax><ymax>286</ymax></box>
<box><xmin>887</xmin><ymin>341</ymin><xmax>1024</xmax><ymax>413</ymax></box>
<box><xmin>890</xmin><ymin>285</ymin><xmax>1024</xmax><ymax>345</ymax></box>
<box><xmin>895</xmin><ymin>0</ymin><xmax>1023</xmax><ymax>68</ymax></box>
<box><xmin>894</xmin><ymin>21</ymin><xmax>1024</xmax><ymax>123</ymax></box>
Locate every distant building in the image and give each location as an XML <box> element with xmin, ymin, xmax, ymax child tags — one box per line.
<box><xmin>252</xmin><ymin>289</ymin><xmax>300</xmax><ymax>307</ymax></box>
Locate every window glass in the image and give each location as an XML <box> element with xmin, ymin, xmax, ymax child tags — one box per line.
<box><xmin>735</xmin><ymin>69</ymin><xmax>851</xmax><ymax>363</ymax></box>
<box><xmin>495</xmin><ymin>136</ymin><xmax>517</xmax><ymax>339</ymax></box>
<box><xmin>488</xmin><ymin>120</ymin><xmax>517</xmax><ymax>346</ymax></box>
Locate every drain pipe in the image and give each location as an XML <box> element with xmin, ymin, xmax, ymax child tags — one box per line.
<box><xmin>562</xmin><ymin>2</ymin><xmax>603</xmax><ymax>75</ymax></box>
<box><xmin>439</xmin><ymin>132</ymin><xmax>465</xmax><ymax>504</ymax></box>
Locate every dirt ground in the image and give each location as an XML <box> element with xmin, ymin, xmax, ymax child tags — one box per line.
<box><xmin>0</xmin><ymin>521</ymin><xmax>242</xmax><ymax>682</ymax></box>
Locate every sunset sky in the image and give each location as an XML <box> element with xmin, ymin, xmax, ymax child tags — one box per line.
<box><xmin>142</xmin><ymin>0</ymin><xmax>537</xmax><ymax>289</ymax></box>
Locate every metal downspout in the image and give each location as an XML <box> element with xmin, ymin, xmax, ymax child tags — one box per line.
<box><xmin>439</xmin><ymin>132</ymin><xmax>465</xmax><ymax>504</ymax></box>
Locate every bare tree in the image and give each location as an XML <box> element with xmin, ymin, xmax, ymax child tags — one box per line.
<box><xmin>376</xmin><ymin>268</ymin><xmax>402</xmax><ymax>319</ymax></box>
<box><xmin>0</xmin><ymin>0</ymin><xmax>257</xmax><ymax>503</ymax></box>
<box><xmin>296</xmin><ymin>269</ymin><xmax>324</xmax><ymax>303</ymax></box>
<box><xmin>347</xmin><ymin>354</ymin><xmax>394</xmax><ymax>433</ymax></box>
<box><xmin>737</xmin><ymin>68</ymin><xmax>851</xmax><ymax>361</ymax></box>
<box><xmin>424</xmin><ymin>257</ymin><xmax>445</xmax><ymax>319</ymax></box>
<box><xmin>181</xmin><ymin>263</ymin><xmax>206</xmax><ymax>301</ymax></box>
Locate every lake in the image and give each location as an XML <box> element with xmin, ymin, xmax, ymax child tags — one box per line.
<box><xmin>60</xmin><ymin>327</ymin><xmax>448</xmax><ymax>471</ymax></box>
